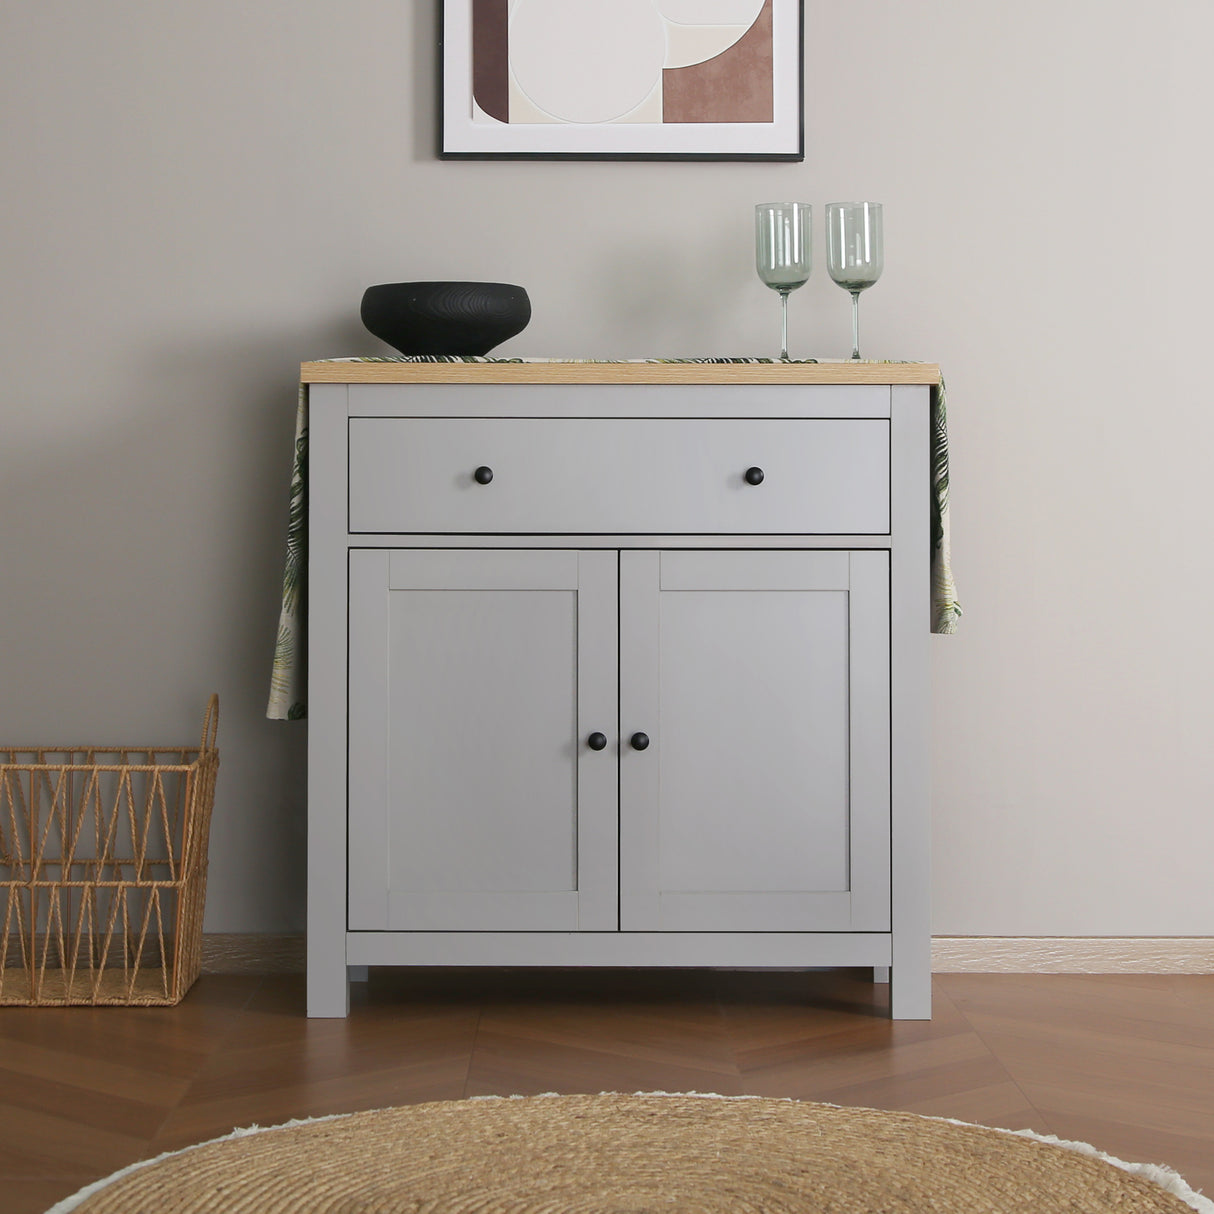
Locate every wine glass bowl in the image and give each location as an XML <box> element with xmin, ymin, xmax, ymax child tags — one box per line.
<box><xmin>755</xmin><ymin>202</ymin><xmax>811</xmax><ymax>360</ymax></box>
<box><xmin>826</xmin><ymin>202</ymin><xmax>883</xmax><ymax>360</ymax></box>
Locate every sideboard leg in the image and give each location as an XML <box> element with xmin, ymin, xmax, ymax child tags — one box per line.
<box><xmin>889</xmin><ymin>966</ymin><xmax>932</xmax><ymax>1020</ymax></box>
<box><xmin>889</xmin><ymin>388</ymin><xmax>933</xmax><ymax>1022</ymax></box>
<box><xmin>307</xmin><ymin>955</ymin><xmax>350</xmax><ymax>1018</ymax></box>
<box><xmin>306</xmin><ymin>387</ymin><xmax>352</xmax><ymax>1021</ymax></box>
<box><xmin>872</xmin><ymin>966</ymin><xmax>890</xmax><ymax>984</ymax></box>
<box><xmin>348</xmin><ymin>965</ymin><xmax>370</xmax><ymax>983</ymax></box>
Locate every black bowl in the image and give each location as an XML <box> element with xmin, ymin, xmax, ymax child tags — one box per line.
<box><xmin>360</xmin><ymin>281</ymin><xmax>531</xmax><ymax>357</ymax></box>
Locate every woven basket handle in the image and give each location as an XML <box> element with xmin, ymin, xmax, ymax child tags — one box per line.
<box><xmin>200</xmin><ymin>694</ymin><xmax>219</xmax><ymax>753</ymax></box>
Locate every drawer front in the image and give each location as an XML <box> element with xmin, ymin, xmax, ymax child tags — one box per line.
<box><xmin>348</xmin><ymin>418</ymin><xmax>889</xmax><ymax>535</ymax></box>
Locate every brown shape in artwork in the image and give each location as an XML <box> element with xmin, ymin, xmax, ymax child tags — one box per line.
<box><xmin>662</xmin><ymin>0</ymin><xmax>774</xmax><ymax>124</ymax></box>
<box><xmin>472</xmin><ymin>0</ymin><xmax>509</xmax><ymax>123</ymax></box>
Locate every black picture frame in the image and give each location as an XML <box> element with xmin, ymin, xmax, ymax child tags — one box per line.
<box><xmin>439</xmin><ymin>0</ymin><xmax>804</xmax><ymax>162</ymax></box>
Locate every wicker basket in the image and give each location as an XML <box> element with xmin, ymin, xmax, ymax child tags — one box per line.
<box><xmin>0</xmin><ymin>695</ymin><xmax>219</xmax><ymax>1006</ymax></box>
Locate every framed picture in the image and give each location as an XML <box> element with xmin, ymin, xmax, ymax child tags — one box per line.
<box><xmin>440</xmin><ymin>0</ymin><xmax>804</xmax><ymax>161</ymax></box>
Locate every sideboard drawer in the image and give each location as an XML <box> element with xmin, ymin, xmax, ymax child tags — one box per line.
<box><xmin>348</xmin><ymin>418</ymin><xmax>890</xmax><ymax>534</ymax></box>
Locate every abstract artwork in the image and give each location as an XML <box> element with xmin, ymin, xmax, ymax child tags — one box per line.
<box><xmin>441</xmin><ymin>0</ymin><xmax>803</xmax><ymax>160</ymax></box>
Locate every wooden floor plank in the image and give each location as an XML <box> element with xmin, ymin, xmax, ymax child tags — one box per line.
<box><xmin>2</xmin><ymin>1178</ymin><xmax>93</xmax><ymax>1214</ymax></box>
<box><xmin>0</xmin><ymin>974</ymin><xmax>260</xmax><ymax>1081</ymax></box>
<box><xmin>963</xmin><ymin>1014</ymin><xmax>1214</xmax><ymax>1114</ymax></box>
<box><xmin>940</xmin><ymin>972</ymin><xmax>1214</xmax><ymax>1191</ymax></box>
<box><xmin>942</xmin><ymin>973</ymin><xmax>1214</xmax><ymax>1046</ymax></box>
<box><xmin>0</xmin><ymin>1064</ymin><xmax>171</xmax><ymax>1140</ymax></box>
<box><xmin>734</xmin><ymin>1027</ymin><xmax>1001</xmax><ymax>1101</ymax></box>
<box><xmin>465</xmin><ymin>1029</ymin><xmax>744</xmax><ymax>1099</ymax></box>
<box><xmin>475</xmin><ymin>1003</ymin><xmax>736</xmax><ymax>1076</ymax></box>
<box><xmin>1018</xmin><ymin>1105</ymin><xmax>1214</xmax><ymax>1194</ymax></box>
<box><xmin>0</xmin><ymin>1103</ymin><xmax>151</xmax><ymax>1177</ymax></box>
<box><xmin>893</xmin><ymin>1079</ymin><xmax>1050</xmax><ymax>1133</ymax></box>
<box><xmin>150</xmin><ymin>1054</ymin><xmax>474</xmax><ymax>1153</ymax></box>
<box><xmin>0</xmin><ymin>1036</ymin><xmax>193</xmax><ymax>1106</ymax></box>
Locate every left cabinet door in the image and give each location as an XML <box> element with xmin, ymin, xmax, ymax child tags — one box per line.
<box><xmin>348</xmin><ymin>549</ymin><xmax>619</xmax><ymax>932</ymax></box>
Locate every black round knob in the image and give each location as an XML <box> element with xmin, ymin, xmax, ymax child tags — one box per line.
<box><xmin>744</xmin><ymin>466</ymin><xmax>765</xmax><ymax>486</ymax></box>
<box><xmin>630</xmin><ymin>732</ymin><xmax>650</xmax><ymax>751</ymax></box>
<box><xmin>474</xmin><ymin>465</ymin><xmax>494</xmax><ymax>485</ymax></box>
<box><xmin>587</xmin><ymin>732</ymin><xmax>607</xmax><ymax>751</ymax></box>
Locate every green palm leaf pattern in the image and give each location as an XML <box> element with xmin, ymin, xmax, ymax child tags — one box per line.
<box><xmin>930</xmin><ymin>379</ymin><xmax>961</xmax><ymax>634</ymax></box>
<box><xmin>266</xmin><ymin>386</ymin><xmax>308</xmax><ymax>720</ymax></box>
<box><xmin>267</xmin><ymin>358</ymin><xmax>959</xmax><ymax>719</ymax></box>
<box><xmin>282</xmin><ymin>420</ymin><xmax>307</xmax><ymax>612</ymax></box>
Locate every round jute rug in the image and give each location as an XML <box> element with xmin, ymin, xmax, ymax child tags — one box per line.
<box><xmin>49</xmin><ymin>1092</ymin><xmax>1210</xmax><ymax>1214</ymax></box>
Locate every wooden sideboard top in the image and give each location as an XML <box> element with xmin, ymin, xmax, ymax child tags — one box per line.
<box><xmin>300</xmin><ymin>360</ymin><xmax>941</xmax><ymax>386</ymax></box>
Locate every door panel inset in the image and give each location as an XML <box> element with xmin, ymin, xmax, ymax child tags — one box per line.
<box><xmin>657</xmin><ymin>588</ymin><xmax>850</xmax><ymax>895</ymax></box>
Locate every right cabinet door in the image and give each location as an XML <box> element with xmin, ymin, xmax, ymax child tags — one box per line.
<box><xmin>618</xmin><ymin>550</ymin><xmax>890</xmax><ymax>933</ymax></box>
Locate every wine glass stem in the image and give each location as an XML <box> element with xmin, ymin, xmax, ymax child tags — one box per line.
<box><xmin>780</xmin><ymin>290</ymin><xmax>790</xmax><ymax>360</ymax></box>
<box><xmin>850</xmin><ymin>292</ymin><xmax>862</xmax><ymax>360</ymax></box>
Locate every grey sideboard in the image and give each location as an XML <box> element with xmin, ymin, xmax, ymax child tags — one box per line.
<box><xmin>304</xmin><ymin>361</ymin><xmax>935</xmax><ymax>1019</ymax></box>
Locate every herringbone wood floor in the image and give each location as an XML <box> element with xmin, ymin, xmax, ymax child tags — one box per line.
<box><xmin>2</xmin><ymin>970</ymin><xmax>1212</xmax><ymax>1212</ymax></box>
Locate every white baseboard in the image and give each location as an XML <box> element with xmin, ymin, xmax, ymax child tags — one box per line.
<box><xmin>199</xmin><ymin>934</ymin><xmax>1214</xmax><ymax>976</ymax></box>
<box><xmin>931</xmin><ymin>936</ymin><xmax>1214</xmax><ymax>973</ymax></box>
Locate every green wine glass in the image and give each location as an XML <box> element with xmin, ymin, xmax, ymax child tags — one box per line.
<box><xmin>755</xmin><ymin>202</ymin><xmax>811</xmax><ymax>360</ymax></box>
<box><xmin>826</xmin><ymin>202</ymin><xmax>883</xmax><ymax>360</ymax></box>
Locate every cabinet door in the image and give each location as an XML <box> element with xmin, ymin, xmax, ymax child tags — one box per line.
<box><xmin>618</xmin><ymin>550</ymin><xmax>890</xmax><ymax>932</ymax></box>
<box><xmin>348</xmin><ymin>549</ymin><xmax>618</xmax><ymax>932</ymax></box>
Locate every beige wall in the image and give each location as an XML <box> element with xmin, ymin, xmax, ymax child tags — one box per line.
<box><xmin>2</xmin><ymin>2</ymin><xmax>1212</xmax><ymax>934</ymax></box>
